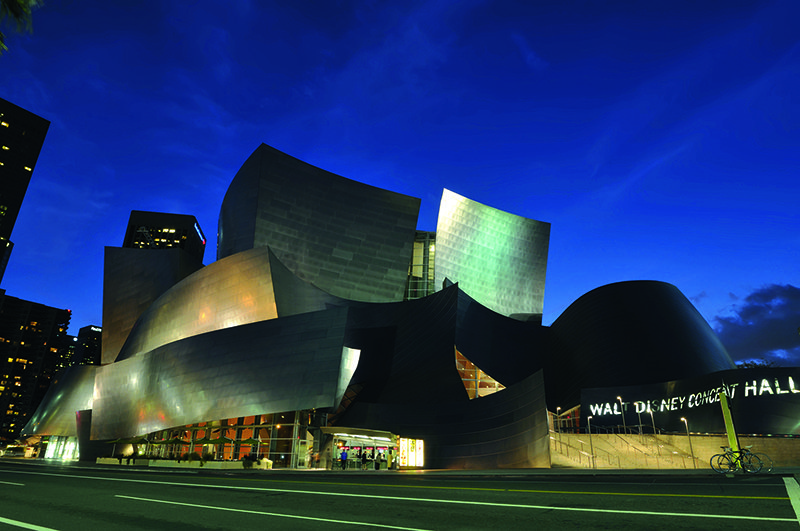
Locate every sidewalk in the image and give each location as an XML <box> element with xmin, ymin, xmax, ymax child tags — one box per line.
<box><xmin>5</xmin><ymin>456</ymin><xmax>800</xmax><ymax>478</ymax></box>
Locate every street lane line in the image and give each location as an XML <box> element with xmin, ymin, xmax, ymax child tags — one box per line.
<box><xmin>506</xmin><ymin>487</ymin><xmax>789</xmax><ymax>500</ymax></box>
<box><xmin>0</xmin><ymin>516</ymin><xmax>58</xmax><ymax>530</ymax></box>
<box><xmin>233</xmin><ymin>478</ymin><xmax>789</xmax><ymax>500</ymax></box>
<box><xmin>116</xmin><ymin>490</ymin><xmax>798</xmax><ymax>523</ymax></box>
<box><xmin>782</xmin><ymin>477</ymin><xmax>800</xmax><ymax>524</ymax></box>
<box><xmin>1</xmin><ymin>468</ymin><xmax>789</xmax><ymax>500</ymax></box>
<box><xmin>4</xmin><ymin>469</ymin><xmax>795</xmax><ymax>523</ymax></box>
<box><xmin>115</xmin><ymin>495</ymin><xmax>431</xmax><ymax>530</ymax></box>
<box><xmin>0</xmin><ymin>480</ymin><xmax>24</xmax><ymax>486</ymax></box>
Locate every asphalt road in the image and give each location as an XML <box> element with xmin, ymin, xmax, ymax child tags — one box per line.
<box><xmin>1</xmin><ymin>460</ymin><xmax>799</xmax><ymax>530</ymax></box>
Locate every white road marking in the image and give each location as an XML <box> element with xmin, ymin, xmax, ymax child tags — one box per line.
<box><xmin>0</xmin><ymin>480</ymin><xmax>24</xmax><ymax>486</ymax></box>
<box><xmin>782</xmin><ymin>477</ymin><xmax>800</xmax><ymax>525</ymax></box>
<box><xmin>2</xmin><ymin>468</ymin><xmax>797</xmax><ymax>523</ymax></box>
<box><xmin>0</xmin><ymin>516</ymin><xmax>58</xmax><ymax>530</ymax></box>
<box><xmin>116</xmin><ymin>495</ymin><xmax>431</xmax><ymax>530</ymax></box>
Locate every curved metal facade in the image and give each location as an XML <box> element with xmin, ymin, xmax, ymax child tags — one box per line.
<box><xmin>23</xmin><ymin>365</ymin><xmax>96</xmax><ymax>437</ymax></box>
<box><xmin>115</xmin><ymin>246</ymin><xmax>278</xmax><ymax>362</ymax></box>
<box><xmin>218</xmin><ymin>144</ymin><xmax>421</xmax><ymax>303</ymax></box>
<box><xmin>434</xmin><ymin>189</ymin><xmax>550</xmax><ymax>319</ymax></box>
<box><xmin>102</xmin><ymin>247</ymin><xmax>203</xmax><ymax>364</ymax></box>
<box><xmin>547</xmin><ymin>280</ymin><xmax>736</xmax><ymax>407</ymax></box>
<box><xmin>339</xmin><ymin>369</ymin><xmax>550</xmax><ymax>469</ymax></box>
<box><xmin>23</xmin><ymin>144</ymin><xmax>763</xmax><ymax>467</ymax></box>
<box><xmin>92</xmin><ymin>308</ymin><xmax>355</xmax><ymax>440</ymax></box>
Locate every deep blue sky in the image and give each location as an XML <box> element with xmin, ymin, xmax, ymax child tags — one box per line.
<box><xmin>2</xmin><ymin>1</ymin><xmax>798</xmax><ymax>365</ymax></box>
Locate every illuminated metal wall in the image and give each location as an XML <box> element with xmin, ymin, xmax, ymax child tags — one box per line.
<box><xmin>101</xmin><ymin>247</ymin><xmax>203</xmax><ymax>364</ymax></box>
<box><xmin>434</xmin><ymin>189</ymin><xmax>550</xmax><ymax>319</ymax></box>
<box><xmin>91</xmin><ymin>308</ymin><xmax>357</xmax><ymax>440</ymax></box>
<box><xmin>218</xmin><ymin>144</ymin><xmax>421</xmax><ymax>303</ymax></box>
<box><xmin>115</xmin><ymin>247</ymin><xmax>278</xmax><ymax>362</ymax></box>
<box><xmin>22</xmin><ymin>365</ymin><xmax>96</xmax><ymax>437</ymax></box>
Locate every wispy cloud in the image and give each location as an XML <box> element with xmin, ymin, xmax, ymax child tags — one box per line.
<box><xmin>511</xmin><ymin>33</ymin><xmax>548</xmax><ymax>72</ymax></box>
<box><xmin>713</xmin><ymin>284</ymin><xmax>800</xmax><ymax>366</ymax></box>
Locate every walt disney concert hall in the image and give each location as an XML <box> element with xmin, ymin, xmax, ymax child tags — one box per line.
<box><xmin>23</xmin><ymin>144</ymin><xmax>800</xmax><ymax>469</ymax></box>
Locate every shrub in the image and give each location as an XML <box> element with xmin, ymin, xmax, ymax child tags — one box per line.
<box><xmin>186</xmin><ymin>452</ymin><xmax>205</xmax><ymax>466</ymax></box>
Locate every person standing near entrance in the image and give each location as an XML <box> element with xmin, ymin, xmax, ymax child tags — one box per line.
<box><xmin>340</xmin><ymin>448</ymin><xmax>348</xmax><ymax>470</ymax></box>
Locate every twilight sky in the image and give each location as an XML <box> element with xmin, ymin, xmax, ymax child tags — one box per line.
<box><xmin>1</xmin><ymin>1</ymin><xmax>798</xmax><ymax>365</ymax></box>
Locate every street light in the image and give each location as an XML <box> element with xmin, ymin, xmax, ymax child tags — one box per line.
<box><xmin>649</xmin><ymin>409</ymin><xmax>660</xmax><ymax>455</ymax></box>
<box><xmin>681</xmin><ymin>417</ymin><xmax>696</xmax><ymax>469</ymax></box>
<box><xmin>617</xmin><ymin>396</ymin><xmax>627</xmax><ymax>435</ymax></box>
<box><xmin>587</xmin><ymin>415</ymin><xmax>596</xmax><ymax>469</ymax></box>
<box><xmin>556</xmin><ymin>407</ymin><xmax>562</xmax><ymax>452</ymax></box>
<box><xmin>636</xmin><ymin>408</ymin><xmax>644</xmax><ymax>444</ymax></box>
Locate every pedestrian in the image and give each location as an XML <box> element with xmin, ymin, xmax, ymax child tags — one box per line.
<box><xmin>361</xmin><ymin>449</ymin><xmax>368</xmax><ymax>470</ymax></box>
<box><xmin>340</xmin><ymin>448</ymin><xmax>348</xmax><ymax>470</ymax></box>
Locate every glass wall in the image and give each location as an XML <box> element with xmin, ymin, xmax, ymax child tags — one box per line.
<box><xmin>146</xmin><ymin>409</ymin><xmax>313</xmax><ymax>468</ymax></box>
<box><xmin>42</xmin><ymin>435</ymin><xmax>79</xmax><ymax>460</ymax></box>
<box><xmin>405</xmin><ymin>231</ymin><xmax>436</xmax><ymax>300</ymax></box>
<box><xmin>398</xmin><ymin>437</ymin><xmax>424</xmax><ymax>467</ymax></box>
<box><xmin>455</xmin><ymin>349</ymin><xmax>505</xmax><ymax>399</ymax></box>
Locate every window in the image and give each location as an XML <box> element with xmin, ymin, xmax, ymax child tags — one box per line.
<box><xmin>455</xmin><ymin>349</ymin><xmax>505</xmax><ymax>399</ymax></box>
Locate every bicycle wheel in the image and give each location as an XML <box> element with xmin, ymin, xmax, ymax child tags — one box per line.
<box><xmin>741</xmin><ymin>452</ymin><xmax>763</xmax><ymax>474</ymax></box>
<box><xmin>711</xmin><ymin>453</ymin><xmax>735</xmax><ymax>473</ymax></box>
<box><xmin>753</xmin><ymin>453</ymin><xmax>774</xmax><ymax>473</ymax></box>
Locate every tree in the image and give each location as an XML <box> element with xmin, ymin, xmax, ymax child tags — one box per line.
<box><xmin>0</xmin><ymin>0</ymin><xmax>41</xmax><ymax>54</ymax></box>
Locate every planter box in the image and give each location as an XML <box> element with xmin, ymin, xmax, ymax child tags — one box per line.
<box><xmin>96</xmin><ymin>458</ymin><xmax>150</xmax><ymax>466</ymax></box>
<box><xmin>96</xmin><ymin>457</ymin><xmax>273</xmax><ymax>470</ymax></box>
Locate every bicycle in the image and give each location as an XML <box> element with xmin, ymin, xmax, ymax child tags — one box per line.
<box><xmin>752</xmin><ymin>452</ymin><xmax>775</xmax><ymax>473</ymax></box>
<box><xmin>710</xmin><ymin>445</ymin><xmax>763</xmax><ymax>474</ymax></box>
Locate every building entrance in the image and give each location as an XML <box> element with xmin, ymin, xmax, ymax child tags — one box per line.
<box><xmin>320</xmin><ymin>427</ymin><xmax>399</xmax><ymax>470</ymax></box>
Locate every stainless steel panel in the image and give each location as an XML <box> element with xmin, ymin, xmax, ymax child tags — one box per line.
<box><xmin>21</xmin><ymin>365</ymin><xmax>96</xmax><ymax>437</ymax></box>
<box><xmin>218</xmin><ymin>144</ymin><xmax>420</xmax><ymax>303</ymax></box>
<box><xmin>115</xmin><ymin>247</ymin><xmax>278</xmax><ymax>361</ymax></box>
<box><xmin>91</xmin><ymin>307</ymin><xmax>354</xmax><ymax>440</ymax></box>
<box><xmin>102</xmin><ymin>247</ymin><xmax>203</xmax><ymax>364</ymax></box>
<box><xmin>434</xmin><ymin>189</ymin><xmax>550</xmax><ymax>319</ymax></box>
<box><xmin>548</xmin><ymin>280</ymin><xmax>736</xmax><ymax>407</ymax></box>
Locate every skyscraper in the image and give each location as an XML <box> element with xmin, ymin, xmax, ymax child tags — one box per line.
<box><xmin>0</xmin><ymin>98</ymin><xmax>50</xmax><ymax>285</ymax></box>
<box><xmin>102</xmin><ymin>211</ymin><xmax>206</xmax><ymax>364</ymax></box>
<box><xmin>71</xmin><ymin>325</ymin><xmax>102</xmax><ymax>367</ymax></box>
<box><xmin>122</xmin><ymin>210</ymin><xmax>206</xmax><ymax>263</ymax></box>
<box><xmin>0</xmin><ymin>294</ymin><xmax>71</xmax><ymax>440</ymax></box>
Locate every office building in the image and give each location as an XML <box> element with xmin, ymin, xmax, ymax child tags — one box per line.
<box><xmin>0</xmin><ymin>293</ymin><xmax>70</xmax><ymax>440</ymax></box>
<box><xmin>0</xmin><ymin>98</ymin><xmax>50</xmax><ymax>285</ymax></box>
<box><xmin>71</xmin><ymin>325</ymin><xmax>102</xmax><ymax>367</ymax></box>
<box><xmin>122</xmin><ymin>210</ymin><xmax>206</xmax><ymax>263</ymax></box>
